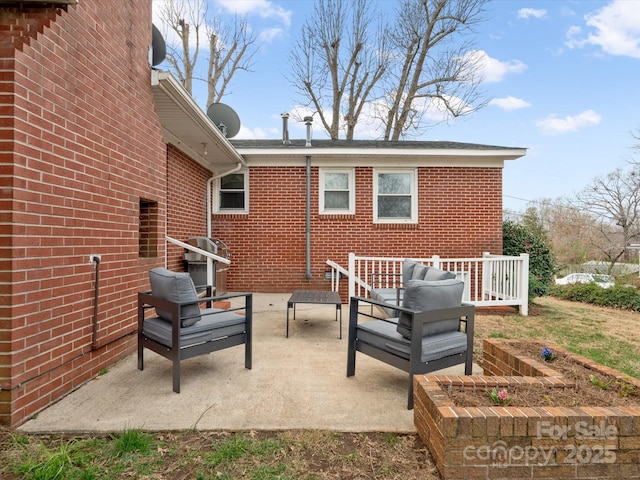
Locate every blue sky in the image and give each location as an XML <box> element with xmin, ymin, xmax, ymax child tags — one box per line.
<box><xmin>152</xmin><ymin>0</ymin><xmax>640</xmax><ymax>212</ymax></box>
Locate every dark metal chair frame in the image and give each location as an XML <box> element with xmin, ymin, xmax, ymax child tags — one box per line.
<box><xmin>137</xmin><ymin>286</ymin><xmax>252</xmax><ymax>393</ymax></box>
<box><xmin>346</xmin><ymin>296</ymin><xmax>474</xmax><ymax>409</ymax></box>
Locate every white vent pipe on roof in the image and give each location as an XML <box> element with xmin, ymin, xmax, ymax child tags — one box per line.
<box><xmin>304</xmin><ymin>116</ymin><xmax>313</xmax><ymax>147</ymax></box>
<box><xmin>281</xmin><ymin>112</ymin><xmax>291</xmax><ymax>145</ymax></box>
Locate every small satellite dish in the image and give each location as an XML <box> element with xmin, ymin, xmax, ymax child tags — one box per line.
<box><xmin>151</xmin><ymin>24</ymin><xmax>166</xmax><ymax>67</ymax></box>
<box><xmin>206</xmin><ymin>103</ymin><xmax>241</xmax><ymax>138</ymax></box>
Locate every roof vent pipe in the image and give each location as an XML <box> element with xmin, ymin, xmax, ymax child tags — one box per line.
<box><xmin>281</xmin><ymin>112</ymin><xmax>291</xmax><ymax>145</ymax></box>
<box><xmin>304</xmin><ymin>116</ymin><xmax>313</xmax><ymax>147</ymax></box>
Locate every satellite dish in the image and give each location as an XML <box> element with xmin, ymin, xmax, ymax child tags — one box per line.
<box><xmin>151</xmin><ymin>24</ymin><xmax>166</xmax><ymax>67</ymax></box>
<box><xmin>206</xmin><ymin>103</ymin><xmax>241</xmax><ymax>138</ymax></box>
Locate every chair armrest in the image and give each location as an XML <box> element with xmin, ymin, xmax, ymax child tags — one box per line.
<box><xmin>410</xmin><ymin>303</ymin><xmax>474</xmax><ymax>326</ymax></box>
<box><xmin>139</xmin><ymin>290</ymin><xmax>251</xmax><ymax>308</ymax></box>
<box><xmin>348</xmin><ymin>296</ymin><xmax>406</xmax><ymax>329</ymax></box>
<box><xmin>138</xmin><ymin>291</ymin><xmax>253</xmax><ymax>330</ymax></box>
<box><xmin>350</xmin><ymin>296</ymin><xmax>416</xmax><ymax>315</ymax></box>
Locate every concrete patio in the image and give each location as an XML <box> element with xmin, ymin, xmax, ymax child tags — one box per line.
<box><xmin>19</xmin><ymin>293</ymin><xmax>478</xmax><ymax>434</ymax></box>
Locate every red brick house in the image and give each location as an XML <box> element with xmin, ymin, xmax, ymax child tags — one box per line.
<box><xmin>0</xmin><ymin>1</ymin><xmax>243</xmax><ymax>427</ymax></box>
<box><xmin>0</xmin><ymin>1</ymin><xmax>525</xmax><ymax>427</ymax></box>
<box><xmin>216</xmin><ymin>138</ymin><xmax>525</xmax><ymax>294</ymax></box>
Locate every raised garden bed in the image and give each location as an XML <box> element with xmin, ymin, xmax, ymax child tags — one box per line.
<box><xmin>413</xmin><ymin>339</ymin><xmax>640</xmax><ymax>480</ymax></box>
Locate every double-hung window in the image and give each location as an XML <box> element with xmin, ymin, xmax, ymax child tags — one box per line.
<box><xmin>215</xmin><ymin>171</ymin><xmax>248</xmax><ymax>213</ymax></box>
<box><xmin>319</xmin><ymin>169</ymin><xmax>355</xmax><ymax>214</ymax></box>
<box><xmin>373</xmin><ymin>169</ymin><xmax>417</xmax><ymax>223</ymax></box>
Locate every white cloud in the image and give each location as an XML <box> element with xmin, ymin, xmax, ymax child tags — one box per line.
<box><xmin>237</xmin><ymin>125</ymin><xmax>278</xmax><ymax>139</ymax></box>
<box><xmin>517</xmin><ymin>8</ymin><xmax>547</xmax><ymax>20</ymax></box>
<box><xmin>565</xmin><ymin>0</ymin><xmax>640</xmax><ymax>58</ymax></box>
<box><xmin>216</xmin><ymin>0</ymin><xmax>292</xmax><ymax>27</ymax></box>
<box><xmin>472</xmin><ymin>50</ymin><xmax>527</xmax><ymax>83</ymax></box>
<box><xmin>536</xmin><ymin>109</ymin><xmax>601</xmax><ymax>135</ymax></box>
<box><xmin>258</xmin><ymin>27</ymin><xmax>284</xmax><ymax>42</ymax></box>
<box><xmin>489</xmin><ymin>96</ymin><xmax>531</xmax><ymax>111</ymax></box>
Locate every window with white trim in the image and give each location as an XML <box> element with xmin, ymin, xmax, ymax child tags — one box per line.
<box><xmin>319</xmin><ymin>169</ymin><xmax>355</xmax><ymax>214</ymax></box>
<box><xmin>373</xmin><ymin>169</ymin><xmax>417</xmax><ymax>223</ymax></box>
<box><xmin>215</xmin><ymin>171</ymin><xmax>248</xmax><ymax>213</ymax></box>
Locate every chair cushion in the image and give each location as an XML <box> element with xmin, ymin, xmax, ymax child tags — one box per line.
<box><xmin>370</xmin><ymin>288</ymin><xmax>402</xmax><ymax>317</ymax></box>
<box><xmin>143</xmin><ymin>309</ymin><xmax>246</xmax><ymax>348</ymax></box>
<box><xmin>371</xmin><ymin>288</ymin><xmax>401</xmax><ymax>305</ymax></box>
<box><xmin>386</xmin><ymin>330</ymin><xmax>468</xmax><ymax>362</ymax></box>
<box><xmin>410</xmin><ymin>263</ymin><xmax>429</xmax><ymax>280</ymax></box>
<box><xmin>357</xmin><ymin>319</ymin><xmax>467</xmax><ymax>363</ymax></box>
<box><xmin>149</xmin><ymin>267</ymin><xmax>201</xmax><ymax>327</ymax></box>
<box><xmin>423</xmin><ymin>267</ymin><xmax>456</xmax><ymax>281</ymax></box>
<box><xmin>402</xmin><ymin>259</ymin><xmax>420</xmax><ymax>285</ymax></box>
<box><xmin>396</xmin><ymin>278</ymin><xmax>464</xmax><ymax>339</ymax></box>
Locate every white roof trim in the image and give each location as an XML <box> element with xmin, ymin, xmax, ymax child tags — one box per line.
<box><xmin>151</xmin><ymin>70</ymin><xmax>245</xmax><ymax>171</ymax></box>
<box><xmin>234</xmin><ymin>146</ymin><xmax>526</xmax><ymax>160</ymax></box>
<box><xmin>235</xmin><ymin>146</ymin><xmax>526</xmax><ymax>168</ymax></box>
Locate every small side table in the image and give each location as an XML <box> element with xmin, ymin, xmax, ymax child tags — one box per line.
<box><xmin>286</xmin><ymin>290</ymin><xmax>342</xmax><ymax>339</ymax></box>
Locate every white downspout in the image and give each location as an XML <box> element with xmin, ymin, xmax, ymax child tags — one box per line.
<box><xmin>205</xmin><ymin>162</ymin><xmax>242</xmax><ymax>286</ymax></box>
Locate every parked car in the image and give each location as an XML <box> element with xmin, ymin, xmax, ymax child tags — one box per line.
<box><xmin>554</xmin><ymin>273</ymin><xmax>615</xmax><ymax>289</ymax></box>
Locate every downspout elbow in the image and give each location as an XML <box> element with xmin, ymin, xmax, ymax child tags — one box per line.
<box><xmin>207</xmin><ymin>162</ymin><xmax>243</xmax><ymax>238</ymax></box>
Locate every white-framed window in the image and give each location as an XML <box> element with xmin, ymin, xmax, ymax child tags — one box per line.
<box><xmin>319</xmin><ymin>168</ymin><xmax>355</xmax><ymax>214</ymax></box>
<box><xmin>373</xmin><ymin>169</ymin><xmax>417</xmax><ymax>223</ymax></box>
<box><xmin>214</xmin><ymin>171</ymin><xmax>249</xmax><ymax>213</ymax></box>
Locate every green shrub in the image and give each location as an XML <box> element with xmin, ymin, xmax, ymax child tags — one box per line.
<box><xmin>549</xmin><ymin>283</ymin><xmax>640</xmax><ymax>312</ymax></box>
<box><xmin>503</xmin><ymin>218</ymin><xmax>556</xmax><ymax>300</ymax></box>
<box><xmin>528</xmin><ymin>274</ymin><xmax>549</xmax><ymax>301</ymax></box>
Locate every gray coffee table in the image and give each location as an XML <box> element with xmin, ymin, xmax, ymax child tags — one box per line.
<box><xmin>286</xmin><ymin>290</ymin><xmax>342</xmax><ymax>339</ymax></box>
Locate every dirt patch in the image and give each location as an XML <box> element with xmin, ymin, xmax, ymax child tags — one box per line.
<box><xmin>450</xmin><ymin>340</ymin><xmax>639</xmax><ymax>408</ymax></box>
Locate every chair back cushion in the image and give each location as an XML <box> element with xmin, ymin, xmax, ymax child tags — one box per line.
<box><xmin>396</xmin><ymin>278</ymin><xmax>464</xmax><ymax>339</ymax></box>
<box><xmin>423</xmin><ymin>267</ymin><xmax>456</xmax><ymax>281</ymax></box>
<box><xmin>402</xmin><ymin>259</ymin><xmax>420</xmax><ymax>285</ymax></box>
<box><xmin>149</xmin><ymin>267</ymin><xmax>201</xmax><ymax>327</ymax></box>
<box><xmin>402</xmin><ymin>259</ymin><xmax>456</xmax><ymax>285</ymax></box>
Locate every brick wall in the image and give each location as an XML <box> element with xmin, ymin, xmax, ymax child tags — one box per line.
<box><xmin>166</xmin><ymin>144</ymin><xmax>211</xmax><ymax>271</ymax></box>
<box><xmin>0</xmin><ymin>2</ymin><xmax>167</xmax><ymax>426</ymax></box>
<box><xmin>212</xmin><ymin>165</ymin><xmax>503</xmax><ymax>294</ymax></box>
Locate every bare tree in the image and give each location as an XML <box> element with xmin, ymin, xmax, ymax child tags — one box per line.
<box><xmin>574</xmin><ymin>166</ymin><xmax>640</xmax><ymax>272</ymax></box>
<box><xmin>381</xmin><ymin>0</ymin><xmax>489</xmax><ymax>140</ymax></box>
<box><xmin>289</xmin><ymin>0</ymin><xmax>488</xmax><ymax>140</ymax></box>
<box><xmin>632</xmin><ymin>127</ymin><xmax>640</xmax><ymax>151</ymax></box>
<box><xmin>158</xmin><ymin>0</ymin><xmax>258</xmax><ymax>104</ymax></box>
<box><xmin>205</xmin><ymin>16</ymin><xmax>258</xmax><ymax>105</ymax></box>
<box><xmin>536</xmin><ymin>198</ymin><xmax>601</xmax><ymax>269</ymax></box>
<box><xmin>159</xmin><ymin>0</ymin><xmax>207</xmax><ymax>94</ymax></box>
<box><xmin>288</xmin><ymin>0</ymin><xmax>389</xmax><ymax>140</ymax></box>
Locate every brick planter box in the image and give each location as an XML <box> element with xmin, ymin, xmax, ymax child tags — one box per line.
<box><xmin>413</xmin><ymin>339</ymin><xmax>640</xmax><ymax>480</ymax></box>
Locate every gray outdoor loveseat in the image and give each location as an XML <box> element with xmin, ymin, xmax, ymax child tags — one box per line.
<box><xmin>137</xmin><ymin>267</ymin><xmax>252</xmax><ymax>393</ymax></box>
<box><xmin>370</xmin><ymin>258</ymin><xmax>459</xmax><ymax>315</ymax></box>
<box><xmin>347</xmin><ymin>260</ymin><xmax>475</xmax><ymax>409</ymax></box>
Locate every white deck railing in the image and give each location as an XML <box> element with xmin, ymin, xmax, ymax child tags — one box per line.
<box><xmin>326</xmin><ymin>252</ymin><xmax>529</xmax><ymax>315</ymax></box>
<box><xmin>166</xmin><ymin>236</ymin><xmax>231</xmax><ymax>288</ymax></box>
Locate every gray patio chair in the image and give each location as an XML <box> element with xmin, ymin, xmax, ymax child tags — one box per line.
<box><xmin>346</xmin><ymin>277</ymin><xmax>474</xmax><ymax>409</ymax></box>
<box><xmin>138</xmin><ymin>267</ymin><xmax>252</xmax><ymax>393</ymax></box>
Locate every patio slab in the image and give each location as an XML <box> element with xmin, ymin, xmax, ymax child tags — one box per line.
<box><xmin>19</xmin><ymin>293</ymin><xmax>479</xmax><ymax>434</ymax></box>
